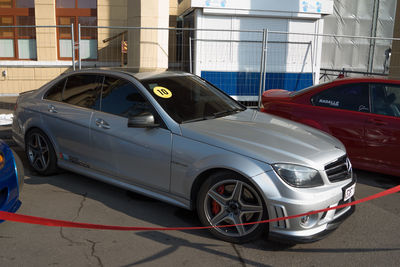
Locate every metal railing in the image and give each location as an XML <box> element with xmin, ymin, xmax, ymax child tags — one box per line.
<box><xmin>1</xmin><ymin>25</ymin><xmax>400</xmax><ymax>106</ymax></box>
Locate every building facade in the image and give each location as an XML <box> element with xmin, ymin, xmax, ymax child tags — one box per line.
<box><xmin>0</xmin><ymin>0</ymin><xmax>177</xmax><ymax>95</ymax></box>
<box><xmin>5</xmin><ymin>0</ymin><xmax>395</xmax><ymax>97</ymax></box>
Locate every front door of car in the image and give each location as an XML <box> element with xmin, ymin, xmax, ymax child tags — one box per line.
<box><xmin>42</xmin><ymin>74</ymin><xmax>102</xmax><ymax>167</ymax></box>
<box><xmin>310</xmin><ymin>83</ymin><xmax>370</xmax><ymax>163</ymax></box>
<box><xmin>364</xmin><ymin>84</ymin><xmax>400</xmax><ymax>172</ymax></box>
<box><xmin>89</xmin><ymin>75</ymin><xmax>172</xmax><ymax>191</ymax></box>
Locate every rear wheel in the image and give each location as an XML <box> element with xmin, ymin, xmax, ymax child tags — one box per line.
<box><xmin>25</xmin><ymin>129</ymin><xmax>58</xmax><ymax>175</ymax></box>
<box><xmin>197</xmin><ymin>171</ymin><xmax>268</xmax><ymax>243</ymax></box>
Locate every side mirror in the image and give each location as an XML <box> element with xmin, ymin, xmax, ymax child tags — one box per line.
<box><xmin>127</xmin><ymin>112</ymin><xmax>160</xmax><ymax>128</ymax></box>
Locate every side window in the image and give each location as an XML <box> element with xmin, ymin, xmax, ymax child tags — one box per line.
<box><xmin>44</xmin><ymin>78</ymin><xmax>66</xmax><ymax>102</ymax></box>
<box><xmin>62</xmin><ymin>74</ymin><xmax>101</xmax><ymax>109</ymax></box>
<box><xmin>312</xmin><ymin>84</ymin><xmax>369</xmax><ymax>112</ymax></box>
<box><xmin>100</xmin><ymin>76</ymin><xmax>150</xmax><ymax>118</ymax></box>
<box><xmin>371</xmin><ymin>84</ymin><xmax>400</xmax><ymax>117</ymax></box>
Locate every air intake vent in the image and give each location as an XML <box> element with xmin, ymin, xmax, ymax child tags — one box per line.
<box><xmin>273</xmin><ymin>205</ymin><xmax>288</xmax><ymax>229</ymax></box>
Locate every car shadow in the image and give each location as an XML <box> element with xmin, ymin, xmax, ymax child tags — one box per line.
<box><xmin>8</xmin><ymin>146</ymin><xmax>400</xmax><ymax>264</ymax></box>
<box><xmin>354</xmin><ymin>169</ymin><xmax>400</xmax><ymax>189</ymax></box>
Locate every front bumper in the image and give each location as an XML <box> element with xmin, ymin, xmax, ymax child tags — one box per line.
<box><xmin>0</xmin><ymin>143</ymin><xmax>22</xmax><ymax>217</ymax></box>
<box><xmin>252</xmin><ymin>170</ymin><xmax>356</xmax><ymax>243</ymax></box>
<box><xmin>268</xmin><ymin>199</ymin><xmax>355</xmax><ymax>243</ymax></box>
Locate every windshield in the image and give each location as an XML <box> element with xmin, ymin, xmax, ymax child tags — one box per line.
<box><xmin>140</xmin><ymin>75</ymin><xmax>246</xmax><ymax>123</ymax></box>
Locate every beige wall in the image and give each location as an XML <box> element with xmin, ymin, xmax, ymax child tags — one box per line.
<box><xmin>0</xmin><ymin>67</ymin><xmax>69</xmax><ymax>94</ymax></box>
<box><xmin>126</xmin><ymin>0</ymin><xmax>170</xmax><ymax>71</ymax></box>
<box><xmin>0</xmin><ymin>0</ymin><xmax>65</xmax><ymax>94</ymax></box>
<box><xmin>177</xmin><ymin>0</ymin><xmax>192</xmax><ymax>16</ymax></box>
<box><xmin>0</xmin><ymin>0</ymin><xmax>175</xmax><ymax>94</ymax></box>
<box><xmin>35</xmin><ymin>0</ymin><xmax>57</xmax><ymax>61</ymax></box>
<box><xmin>97</xmin><ymin>0</ymin><xmax>128</xmax><ymax>63</ymax></box>
<box><xmin>170</xmin><ymin>0</ymin><xmax>179</xmax><ymax>16</ymax></box>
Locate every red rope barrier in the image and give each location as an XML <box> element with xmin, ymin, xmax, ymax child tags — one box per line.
<box><xmin>1</xmin><ymin>185</ymin><xmax>399</xmax><ymax>231</ymax></box>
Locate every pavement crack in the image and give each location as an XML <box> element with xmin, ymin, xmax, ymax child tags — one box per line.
<box><xmin>231</xmin><ymin>244</ymin><xmax>246</xmax><ymax>267</ymax></box>
<box><xmin>86</xmin><ymin>239</ymin><xmax>104</xmax><ymax>267</ymax></box>
<box><xmin>58</xmin><ymin>192</ymin><xmax>88</xmax><ymax>246</ymax></box>
<box><xmin>73</xmin><ymin>192</ymin><xmax>88</xmax><ymax>221</ymax></box>
<box><xmin>59</xmin><ymin>227</ymin><xmax>82</xmax><ymax>246</ymax></box>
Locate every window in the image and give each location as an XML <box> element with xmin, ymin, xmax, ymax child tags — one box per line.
<box><xmin>140</xmin><ymin>75</ymin><xmax>244</xmax><ymax>123</ymax></box>
<box><xmin>100</xmin><ymin>76</ymin><xmax>151</xmax><ymax>118</ymax></box>
<box><xmin>311</xmin><ymin>84</ymin><xmax>370</xmax><ymax>112</ymax></box>
<box><xmin>44</xmin><ymin>78</ymin><xmax>67</xmax><ymax>102</ymax></box>
<box><xmin>56</xmin><ymin>0</ymin><xmax>97</xmax><ymax>60</ymax></box>
<box><xmin>370</xmin><ymin>84</ymin><xmax>400</xmax><ymax>117</ymax></box>
<box><xmin>0</xmin><ymin>0</ymin><xmax>36</xmax><ymax>59</ymax></box>
<box><xmin>62</xmin><ymin>74</ymin><xmax>102</xmax><ymax>108</ymax></box>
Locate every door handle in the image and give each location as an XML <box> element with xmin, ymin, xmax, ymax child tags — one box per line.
<box><xmin>48</xmin><ymin>105</ymin><xmax>57</xmax><ymax>113</ymax></box>
<box><xmin>367</xmin><ymin>118</ymin><xmax>387</xmax><ymax>126</ymax></box>
<box><xmin>95</xmin><ymin>118</ymin><xmax>110</xmax><ymax>129</ymax></box>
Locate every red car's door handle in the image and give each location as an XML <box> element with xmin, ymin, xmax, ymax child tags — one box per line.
<box><xmin>367</xmin><ymin>118</ymin><xmax>388</xmax><ymax>126</ymax></box>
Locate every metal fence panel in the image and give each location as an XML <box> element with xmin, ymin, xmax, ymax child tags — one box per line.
<box><xmin>2</xmin><ymin>24</ymin><xmax>400</xmax><ymax>105</ymax></box>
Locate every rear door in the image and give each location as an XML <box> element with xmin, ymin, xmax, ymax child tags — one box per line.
<box><xmin>43</xmin><ymin>74</ymin><xmax>101</xmax><ymax>167</ymax></box>
<box><xmin>364</xmin><ymin>83</ymin><xmax>400</xmax><ymax>172</ymax></box>
<box><xmin>89</xmin><ymin>75</ymin><xmax>172</xmax><ymax>191</ymax></box>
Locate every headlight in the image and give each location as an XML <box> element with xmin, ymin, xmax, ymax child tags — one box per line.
<box><xmin>272</xmin><ymin>163</ymin><xmax>324</xmax><ymax>188</ymax></box>
<box><xmin>0</xmin><ymin>151</ymin><xmax>4</xmax><ymax>170</ymax></box>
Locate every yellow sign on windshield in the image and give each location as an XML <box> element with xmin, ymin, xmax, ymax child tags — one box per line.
<box><xmin>153</xmin><ymin>86</ymin><xmax>172</xmax><ymax>99</ymax></box>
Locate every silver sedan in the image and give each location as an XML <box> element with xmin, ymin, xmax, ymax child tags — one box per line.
<box><xmin>12</xmin><ymin>70</ymin><xmax>355</xmax><ymax>243</ymax></box>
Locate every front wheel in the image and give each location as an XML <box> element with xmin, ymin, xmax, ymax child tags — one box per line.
<box><xmin>197</xmin><ymin>171</ymin><xmax>268</xmax><ymax>243</ymax></box>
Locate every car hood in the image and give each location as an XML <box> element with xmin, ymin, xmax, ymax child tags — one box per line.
<box><xmin>180</xmin><ymin>110</ymin><xmax>346</xmax><ymax>170</ymax></box>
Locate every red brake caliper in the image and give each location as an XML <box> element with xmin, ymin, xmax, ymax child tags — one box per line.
<box><xmin>212</xmin><ymin>185</ymin><xmax>225</xmax><ymax>215</ymax></box>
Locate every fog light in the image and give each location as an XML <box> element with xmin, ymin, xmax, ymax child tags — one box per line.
<box><xmin>301</xmin><ymin>215</ymin><xmax>310</xmax><ymax>225</ymax></box>
<box><xmin>300</xmin><ymin>214</ymin><xmax>318</xmax><ymax>228</ymax></box>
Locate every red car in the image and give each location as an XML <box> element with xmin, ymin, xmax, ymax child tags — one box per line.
<box><xmin>261</xmin><ymin>77</ymin><xmax>400</xmax><ymax>177</ymax></box>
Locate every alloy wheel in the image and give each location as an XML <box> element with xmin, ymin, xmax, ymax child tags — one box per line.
<box><xmin>27</xmin><ymin>133</ymin><xmax>50</xmax><ymax>172</ymax></box>
<box><xmin>203</xmin><ymin>179</ymin><xmax>264</xmax><ymax>237</ymax></box>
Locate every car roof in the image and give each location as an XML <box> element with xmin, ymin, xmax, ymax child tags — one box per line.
<box><xmin>323</xmin><ymin>76</ymin><xmax>400</xmax><ymax>86</ymax></box>
<box><xmin>63</xmin><ymin>68</ymin><xmax>192</xmax><ymax>81</ymax></box>
<box><xmin>291</xmin><ymin>76</ymin><xmax>400</xmax><ymax>97</ymax></box>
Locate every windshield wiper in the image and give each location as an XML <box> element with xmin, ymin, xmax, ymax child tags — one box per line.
<box><xmin>182</xmin><ymin>108</ymin><xmax>245</xmax><ymax>124</ymax></box>
<box><xmin>213</xmin><ymin>108</ymin><xmax>244</xmax><ymax>118</ymax></box>
<box><xmin>182</xmin><ymin>116</ymin><xmax>215</xmax><ymax>124</ymax></box>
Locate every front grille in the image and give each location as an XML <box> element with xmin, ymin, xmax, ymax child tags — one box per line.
<box><xmin>325</xmin><ymin>156</ymin><xmax>351</xmax><ymax>183</ymax></box>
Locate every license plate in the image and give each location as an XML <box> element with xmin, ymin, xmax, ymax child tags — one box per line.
<box><xmin>343</xmin><ymin>183</ymin><xmax>356</xmax><ymax>201</ymax></box>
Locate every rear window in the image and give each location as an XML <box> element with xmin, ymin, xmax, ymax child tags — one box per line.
<box><xmin>311</xmin><ymin>84</ymin><xmax>370</xmax><ymax>112</ymax></box>
<box><xmin>62</xmin><ymin>74</ymin><xmax>101</xmax><ymax>109</ymax></box>
<box><xmin>44</xmin><ymin>78</ymin><xmax>66</xmax><ymax>102</ymax></box>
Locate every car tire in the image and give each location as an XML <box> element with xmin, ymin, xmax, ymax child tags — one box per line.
<box><xmin>197</xmin><ymin>171</ymin><xmax>268</xmax><ymax>243</ymax></box>
<box><xmin>25</xmin><ymin>129</ymin><xmax>58</xmax><ymax>176</ymax></box>
<box><xmin>11</xmin><ymin>148</ymin><xmax>24</xmax><ymax>192</ymax></box>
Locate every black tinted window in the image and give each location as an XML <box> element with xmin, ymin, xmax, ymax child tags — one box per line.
<box><xmin>312</xmin><ymin>84</ymin><xmax>369</xmax><ymax>112</ymax></box>
<box><xmin>62</xmin><ymin>74</ymin><xmax>101</xmax><ymax>109</ymax></box>
<box><xmin>100</xmin><ymin>76</ymin><xmax>150</xmax><ymax>118</ymax></box>
<box><xmin>371</xmin><ymin>84</ymin><xmax>400</xmax><ymax>117</ymax></box>
<box><xmin>44</xmin><ymin>78</ymin><xmax>66</xmax><ymax>102</ymax></box>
